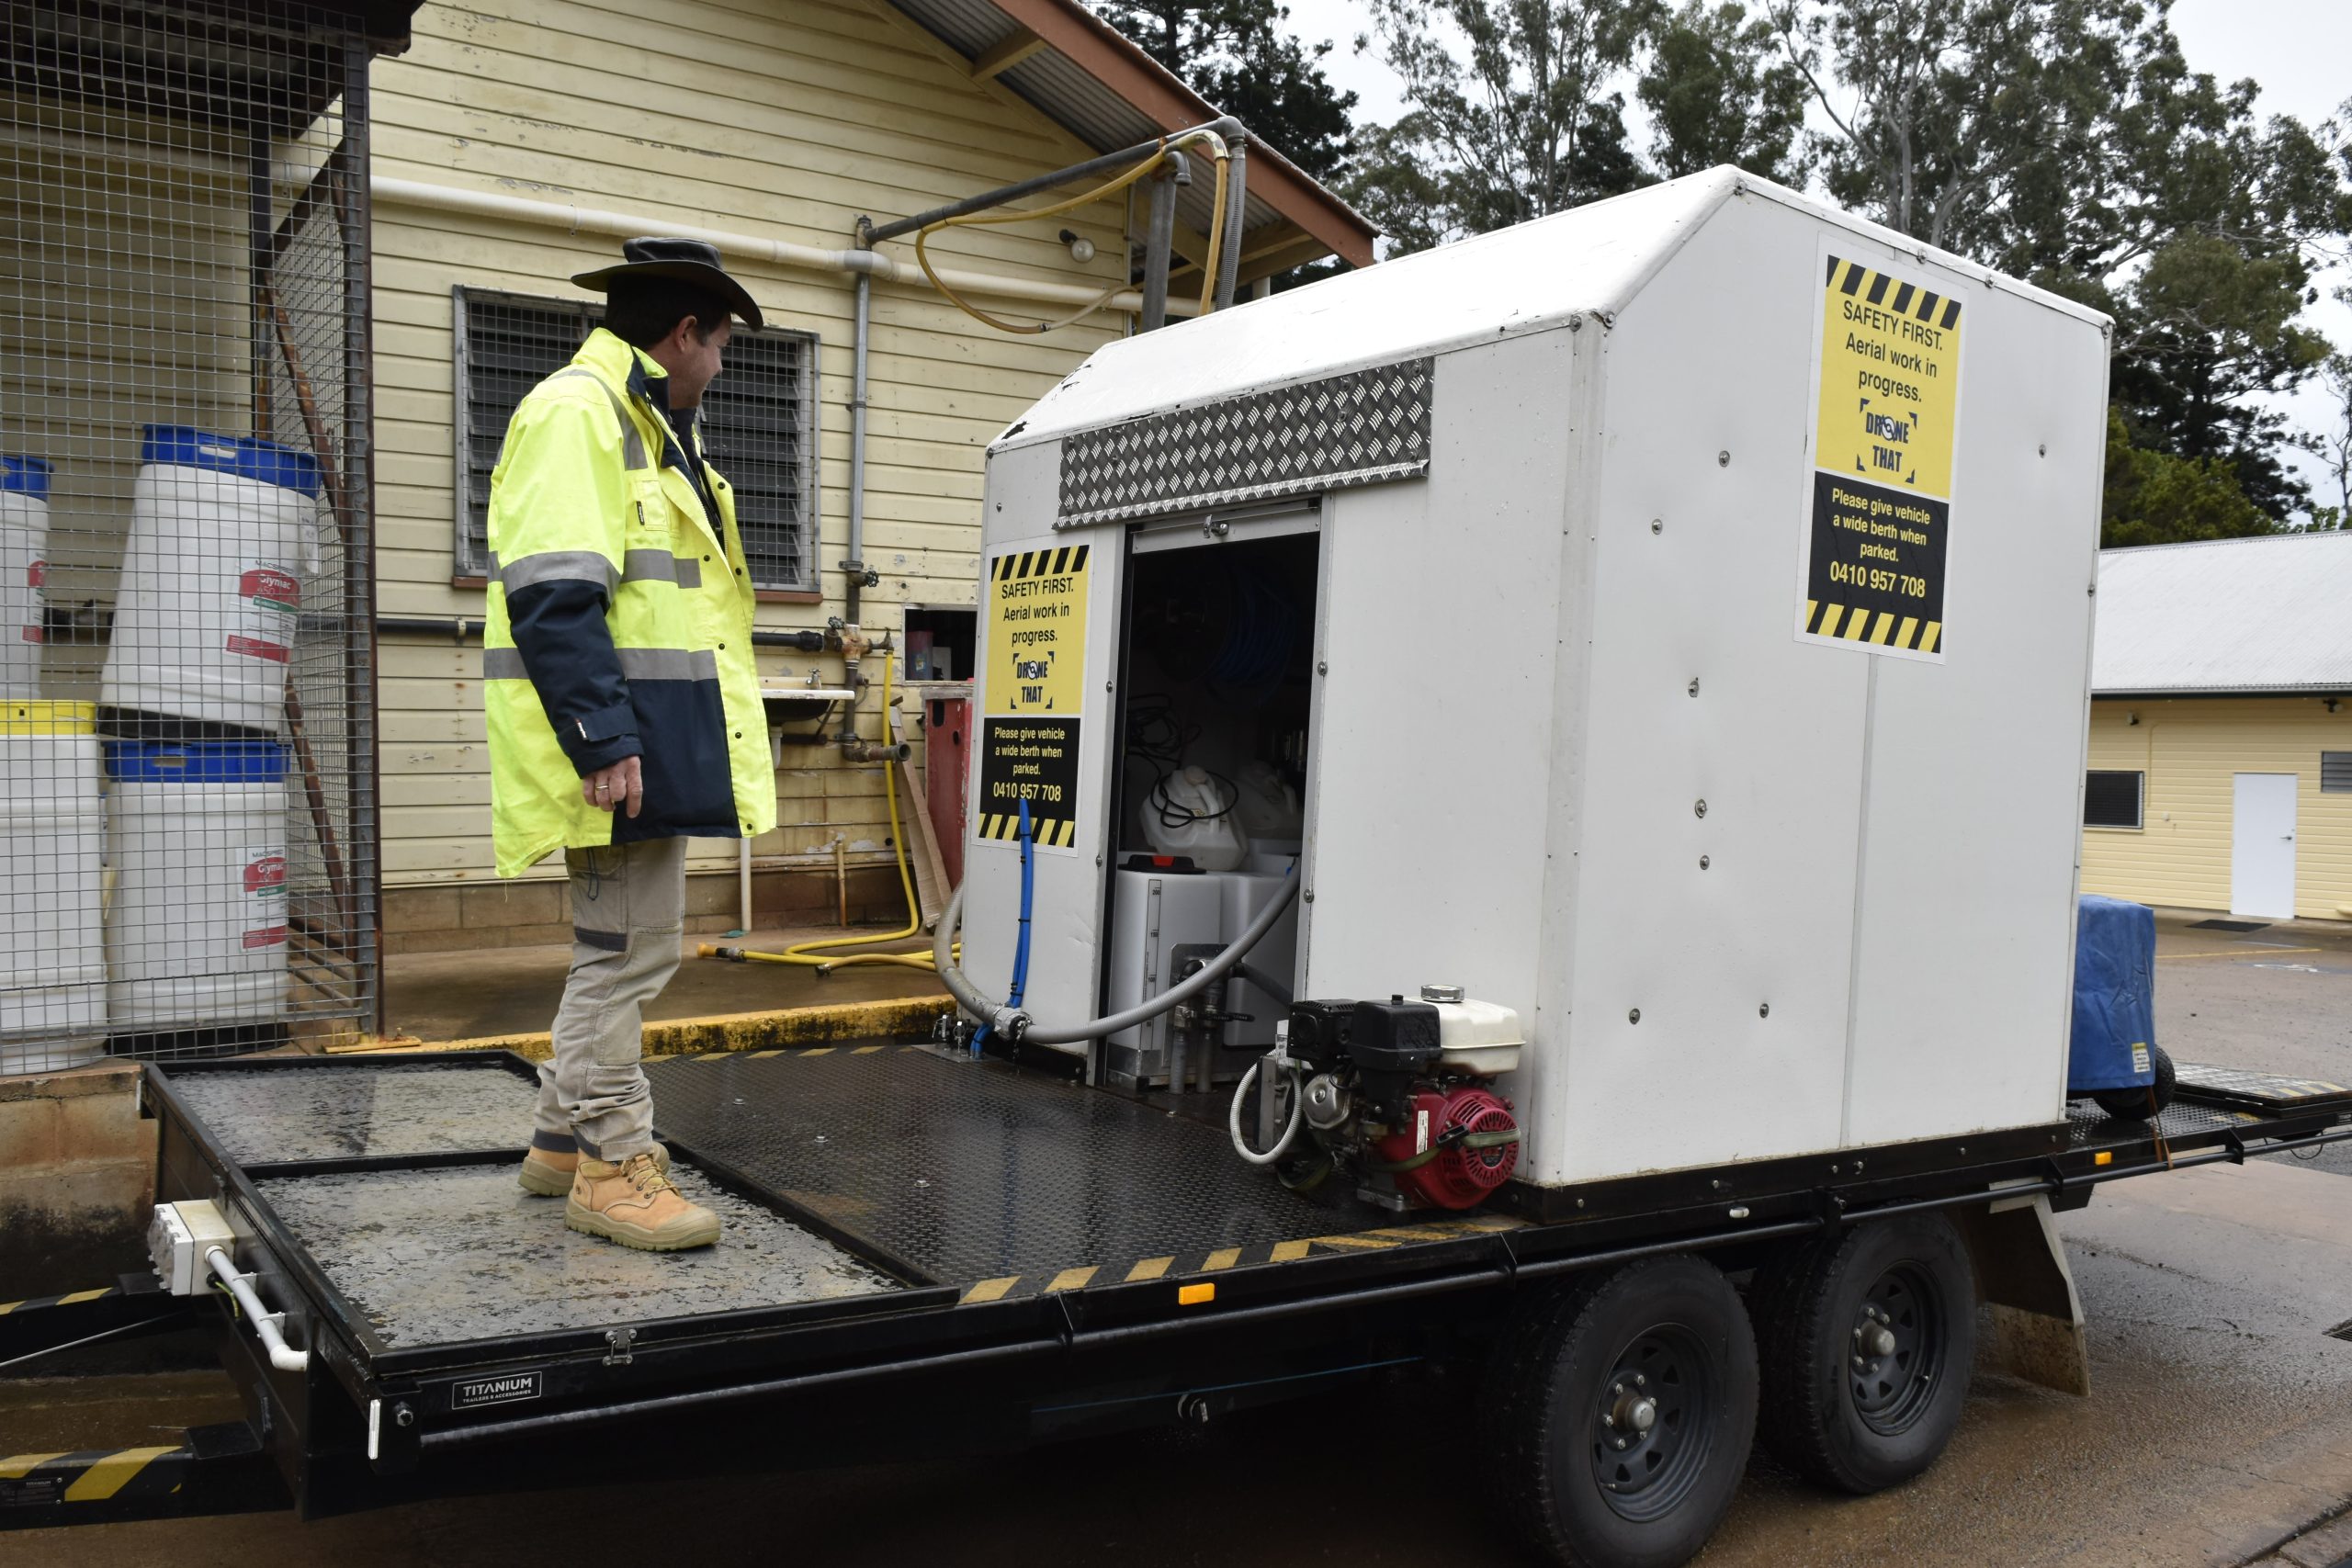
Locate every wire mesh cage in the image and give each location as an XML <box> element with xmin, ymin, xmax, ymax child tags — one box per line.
<box><xmin>0</xmin><ymin>1</ymin><xmax>378</xmax><ymax>1068</ymax></box>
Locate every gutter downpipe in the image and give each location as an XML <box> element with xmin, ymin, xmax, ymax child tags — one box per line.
<box><xmin>1213</xmin><ymin>137</ymin><xmax>1248</xmax><ymax>312</ymax></box>
<box><xmin>844</xmin><ymin>265</ymin><xmax>873</xmax><ymax>626</ymax></box>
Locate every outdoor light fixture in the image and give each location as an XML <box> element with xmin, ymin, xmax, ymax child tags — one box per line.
<box><xmin>1059</xmin><ymin>228</ymin><xmax>1096</xmax><ymax>264</ymax></box>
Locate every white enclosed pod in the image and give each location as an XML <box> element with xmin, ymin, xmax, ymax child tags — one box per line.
<box><xmin>106</xmin><ymin>739</ymin><xmax>289</xmax><ymax>1032</ymax></box>
<box><xmin>0</xmin><ymin>456</ymin><xmax>52</xmax><ymax>700</ymax></box>
<box><xmin>967</xmin><ymin>169</ymin><xmax>2110</xmax><ymax>1190</ymax></box>
<box><xmin>102</xmin><ymin>427</ymin><xmax>319</xmax><ymax>734</ymax></box>
<box><xmin>0</xmin><ymin>702</ymin><xmax>107</xmax><ymax>1071</ymax></box>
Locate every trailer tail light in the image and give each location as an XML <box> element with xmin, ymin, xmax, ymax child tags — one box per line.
<box><xmin>1178</xmin><ymin>1282</ymin><xmax>1216</xmax><ymax>1305</ymax></box>
<box><xmin>2093</xmin><ymin>1151</ymin><xmax>2113</xmax><ymax>1167</ymax></box>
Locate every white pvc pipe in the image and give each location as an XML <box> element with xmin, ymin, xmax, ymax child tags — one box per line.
<box><xmin>205</xmin><ymin>1246</ymin><xmax>311</xmax><ymax>1373</ymax></box>
<box><xmin>371</xmin><ymin>175</ymin><xmax>1167</xmax><ymax>317</ymax></box>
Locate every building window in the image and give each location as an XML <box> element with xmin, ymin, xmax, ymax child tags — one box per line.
<box><xmin>2324</xmin><ymin>752</ymin><xmax>2352</xmax><ymax>794</ymax></box>
<box><xmin>452</xmin><ymin>287</ymin><xmax>818</xmax><ymax>590</ymax></box>
<box><xmin>2084</xmin><ymin>770</ymin><xmax>2143</xmax><ymax>829</ymax></box>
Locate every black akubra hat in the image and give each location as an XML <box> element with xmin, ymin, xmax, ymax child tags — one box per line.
<box><xmin>571</xmin><ymin>236</ymin><xmax>764</xmax><ymax>331</ymax></box>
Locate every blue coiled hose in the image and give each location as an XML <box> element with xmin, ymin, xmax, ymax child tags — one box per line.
<box><xmin>970</xmin><ymin>796</ymin><xmax>1035</xmax><ymax>1055</ymax></box>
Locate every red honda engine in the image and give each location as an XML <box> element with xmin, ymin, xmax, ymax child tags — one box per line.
<box><xmin>1369</xmin><ymin>1084</ymin><xmax>1521</xmax><ymax>1210</ymax></box>
<box><xmin>1239</xmin><ymin>994</ymin><xmax>1524</xmax><ymax>1213</ymax></box>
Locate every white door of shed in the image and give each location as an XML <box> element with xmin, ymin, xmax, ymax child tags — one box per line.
<box><xmin>2230</xmin><ymin>773</ymin><xmax>2298</xmax><ymax>918</ymax></box>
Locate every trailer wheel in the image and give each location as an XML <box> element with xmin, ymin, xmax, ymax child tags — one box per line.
<box><xmin>2090</xmin><ymin>1045</ymin><xmax>2177</xmax><ymax>1121</ymax></box>
<box><xmin>1752</xmin><ymin>1213</ymin><xmax>1975</xmax><ymax>1495</ymax></box>
<box><xmin>1482</xmin><ymin>1256</ymin><xmax>1758</xmax><ymax>1568</ymax></box>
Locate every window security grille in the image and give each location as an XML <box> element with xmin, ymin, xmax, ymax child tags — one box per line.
<box><xmin>2084</xmin><ymin>770</ymin><xmax>2143</xmax><ymax>829</ymax></box>
<box><xmin>454</xmin><ymin>289</ymin><xmax>817</xmax><ymax>590</ymax></box>
<box><xmin>2324</xmin><ymin>752</ymin><xmax>2352</xmax><ymax>795</ymax></box>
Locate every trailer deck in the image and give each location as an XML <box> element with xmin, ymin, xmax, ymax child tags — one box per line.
<box><xmin>8</xmin><ymin>1043</ymin><xmax>2345</xmax><ymax>1530</ymax></box>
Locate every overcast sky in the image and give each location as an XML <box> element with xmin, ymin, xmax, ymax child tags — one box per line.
<box><xmin>1277</xmin><ymin>0</ymin><xmax>2350</xmax><ymax>512</ymax></box>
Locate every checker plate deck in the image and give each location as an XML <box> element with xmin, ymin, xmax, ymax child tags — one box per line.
<box><xmin>644</xmin><ymin>1047</ymin><xmax>1406</xmax><ymax>1297</ymax></box>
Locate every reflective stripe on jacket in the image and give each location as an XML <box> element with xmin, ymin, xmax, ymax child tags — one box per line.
<box><xmin>483</xmin><ymin>327</ymin><xmax>776</xmax><ymax>877</ymax></box>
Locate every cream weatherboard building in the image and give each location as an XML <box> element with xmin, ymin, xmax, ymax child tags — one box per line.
<box><xmin>2080</xmin><ymin>531</ymin><xmax>2352</xmax><ymax>923</ymax></box>
<box><xmin>366</xmin><ymin>0</ymin><xmax>1372</xmax><ymax>947</ymax></box>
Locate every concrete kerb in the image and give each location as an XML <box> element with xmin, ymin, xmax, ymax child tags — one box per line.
<box><xmin>330</xmin><ymin>995</ymin><xmax>960</xmax><ymax>1063</ymax></box>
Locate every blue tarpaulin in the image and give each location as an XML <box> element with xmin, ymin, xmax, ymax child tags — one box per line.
<box><xmin>2069</xmin><ymin>896</ymin><xmax>2156</xmax><ymax>1092</ymax></box>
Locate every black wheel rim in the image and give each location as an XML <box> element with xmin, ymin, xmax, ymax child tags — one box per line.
<box><xmin>1589</xmin><ymin>1323</ymin><xmax>1719</xmax><ymax>1523</ymax></box>
<box><xmin>1847</xmin><ymin>1262</ymin><xmax>1946</xmax><ymax>1436</ymax></box>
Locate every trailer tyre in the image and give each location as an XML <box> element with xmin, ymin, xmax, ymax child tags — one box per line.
<box><xmin>1752</xmin><ymin>1213</ymin><xmax>1975</xmax><ymax>1495</ymax></box>
<box><xmin>1482</xmin><ymin>1256</ymin><xmax>1758</xmax><ymax>1568</ymax></box>
<box><xmin>2090</xmin><ymin>1045</ymin><xmax>2176</xmax><ymax>1121</ymax></box>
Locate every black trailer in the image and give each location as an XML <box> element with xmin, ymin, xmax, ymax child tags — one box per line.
<box><xmin>6</xmin><ymin>1043</ymin><xmax>2347</xmax><ymax>1566</ymax></box>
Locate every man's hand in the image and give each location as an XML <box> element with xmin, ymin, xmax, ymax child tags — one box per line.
<box><xmin>582</xmin><ymin>755</ymin><xmax>644</xmax><ymax>818</ymax></box>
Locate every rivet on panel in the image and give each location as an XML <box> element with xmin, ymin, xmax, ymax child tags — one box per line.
<box><xmin>1693</xmin><ymin>799</ymin><xmax>1708</xmax><ymax>818</ymax></box>
<box><xmin>1758</xmin><ymin>1001</ymin><xmax>1770</xmax><ymax>1018</ymax></box>
<box><xmin>1628</xmin><ymin>1008</ymin><xmax>1641</xmax><ymax>1024</ymax></box>
<box><xmin>2038</xmin><ymin>443</ymin><xmax>2048</xmax><ymax>457</ymax></box>
<box><xmin>1700</xmin><ymin>855</ymin><xmax>1711</xmax><ymax>870</ymax></box>
<box><xmin>1317</xmin><ymin>660</ymin><xmax>1329</xmax><ymax>675</ymax></box>
<box><xmin>1717</xmin><ymin>450</ymin><xmax>1730</xmax><ymax>468</ymax></box>
<box><xmin>1650</xmin><ymin>518</ymin><xmax>1663</xmax><ymax>535</ymax></box>
<box><xmin>1688</xmin><ymin>678</ymin><xmax>1700</xmax><ymax>697</ymax></box>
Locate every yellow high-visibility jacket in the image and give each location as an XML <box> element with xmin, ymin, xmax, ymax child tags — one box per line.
<box><xmin>483</xmin><ymin>327</ymin><xmax>775</xmax><ymax>877</ymax></box>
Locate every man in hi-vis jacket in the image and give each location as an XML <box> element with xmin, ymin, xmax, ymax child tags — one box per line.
<box><xmin>483</xmin><ymin>238</ymin><xmax>775</xmax><ymax>1250</ymax></box>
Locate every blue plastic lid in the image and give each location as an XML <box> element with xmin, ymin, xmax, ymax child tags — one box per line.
<box><xmin>105</xmin><ymin>739</ymin><xmax>288</xmax><ymax>784</ymax></box>
<box><xmin>0</xmin><ymin>456</ymin><xmax>51</xmax><ymax>501</ymax></box>
<box><xmin>141</xmin><ymin>426</ymin><xmax>321</xmax><ymax>498</ymax></box>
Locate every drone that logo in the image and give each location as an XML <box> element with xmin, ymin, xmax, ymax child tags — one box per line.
<box><xmin>1009</xmin><ymin>649</ymin><xmax>1055</xmax><ymax>710</ymax></box>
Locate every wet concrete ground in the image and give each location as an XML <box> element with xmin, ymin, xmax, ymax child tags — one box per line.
<box><xmin>383</xmin><ymin>919</ymin><xmax>950</xmax><ymax>1042</ymax></box>
<box><xmin>12</xmin><ymin>915</ymin><xmax>2351</xmax><ymax>1566</ymax></box>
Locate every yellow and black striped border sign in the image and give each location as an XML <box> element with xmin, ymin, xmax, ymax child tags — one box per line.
<box><xmin>0</xmin><ymin>1284</ymin><xmax>119</xmax><ymax>1315</ymax></box>
<box><xmin>991</xmin><ymin>543</ymin><xmax>1090</xmax><ymax>584</ymax></box>
<box><xmin>0</xmin><ymin>1444</ymin><xmax>186</xmax><ymax>1505</ymax></box>
<box><xmin>1826</xmin><ymin>254</ymin><xmax>1964</xmax><ymax>332</ymax></box>
<box><xmin>1801</xmin><ymin>602</ymin><xmax>1942</xmax><ymax>653</ymax></box>
<box><xmin>977</xmin><ymin>811</ymin><xmax>1078</xmax><ymax>847</ymax></box>
<box><xmin>955</xmin><ymin>1213</ymin><xmax>1526</xmax><ymax>1305</ymax></box>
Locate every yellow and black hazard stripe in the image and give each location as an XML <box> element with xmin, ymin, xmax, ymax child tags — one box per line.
<box><xmin>954</xmin><ymin>1213</ymin><xmax>1527</xmax><ymax>1305</ymax></box>
<box><xmin>1826</xmin><ymin>254</ymin><xmax>1962</xmax><ymax>332</ymax></box>
<box><xmin>993</xmin><ymin>543</ymin><xmax>1090</xmax><ymax>582</ymax></box>
<box><xmin>1805</xmin><ymin>601</ymin><xmax>1941</xmax><ymax>653</ymax></box>
<box><xmin>0</xmin><ymin>1284</ymin><xmax>119</xmax><ymax>1315</ymax></box>
<box><xmin>0</xmin><ymin>1444</ymin><xmax>187</xmax><ymax>1506</ymax></box>
<box><xmin>977</xmin><ymin>811</ymin><xmax>1078</xmax><ymax>847</ymax></box>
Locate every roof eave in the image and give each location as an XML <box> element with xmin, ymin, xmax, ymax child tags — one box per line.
<box><xmin>933</xmin><ymin>0</ymin><xmax>1376</xmax><ymax>269</ymax></box>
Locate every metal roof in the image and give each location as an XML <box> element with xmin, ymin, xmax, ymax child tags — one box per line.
<box><xmin>2092</xmin><ymin>530</ymin><xmax>2352</xmax><ymax>694</ymax></box>
<box><xmin>1002</xmin><ymin>168</ymin><xmax>2107</xmax><ymax>450</ymax></box>
<box><xmin>885</xmin><ymin>0</ymin><xmax>1374</xmax><ymax>268</ymax></box>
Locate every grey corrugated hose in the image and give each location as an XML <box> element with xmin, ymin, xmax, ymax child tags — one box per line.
<box><xmin>932</xmin><ymin>873</ymin><xmax>1299</xmax><ymax>1045</ymax></box>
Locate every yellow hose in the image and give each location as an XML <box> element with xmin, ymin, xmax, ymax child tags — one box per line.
<box><xmin>696</xmin><ymin>651</ymin><xmax>922</xmax><ymax>969</ymax></box>
<box><xmin>912</xmin><ymin>129</ymin><xmax>1231</xmax><ymax>335</ymax></box>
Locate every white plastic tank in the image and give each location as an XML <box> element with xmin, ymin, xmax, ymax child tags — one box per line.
<box><xmin>0</xmin><ymin>702</ymin><xmax>106</xmax><ymax>1072</ymax></box>
<box><xmin>1143</xmin><ymin>765</ymin><xmax>1250</xmax><ymax>871</ymax></box>
<box><xmin>102</xmin><ymin>427</ymin><xmax>319</xmax><ymax>734</ymax></box>
<box><xmin>0</xmin><ymin>456</ymin><xmax>53</xmax><ymax>701</ymax></box>
<box><xmin>106</xmin><ymin>739</ymin><xmax>288</xmax><ymax>1032</ymax></box>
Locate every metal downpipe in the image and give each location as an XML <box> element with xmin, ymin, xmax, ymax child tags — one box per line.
<box><xmin>844</xmin><ymin>266</ymin><xmax>871</xmax><ymax>625</ymax></box>
<box><xmin>1140</xmin><ymin>156</ymin><xmax>1180</xmax><ymax>333</ymax></box>
<box><xmin>1213</xmin><ymin>140</ymin><xmax>1248</xmax><ymax>311</ymax></box>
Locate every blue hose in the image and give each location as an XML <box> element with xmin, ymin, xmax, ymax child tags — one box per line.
<box><xmin>970</xmin><ymin>796</ymin><xmax>1035</xmax><ymax>1056</ymax></box>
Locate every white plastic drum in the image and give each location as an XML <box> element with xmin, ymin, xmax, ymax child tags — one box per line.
<box><xmin>102</xmin><ymin>427</ymin><xmax>319</xmax><ymax>733</ymax></box>
<box><xmin>106</xmin><ymin>740</ymin><xmax>288</xmax><ymax>1032</ymax></box>
<box><xmin>0</xmin><ymin>702</ymin><xmax>106</xmax><ymax>1072</ymax></box>
<box><xmin>0</xmin><ymin>455</ymin><xmax>53</xmax><ymax>702</ymax></box>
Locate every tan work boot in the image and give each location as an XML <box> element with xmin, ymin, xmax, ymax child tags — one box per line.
<box><xmin>519</xmin><ymin>1140</ymin><xmax>667</xmax><ymax>1197</ymax></box>
<box><xmin>566</xmin><ymin>1152</ymin><xmax>720</xmax><ymax>1251</ymax></box>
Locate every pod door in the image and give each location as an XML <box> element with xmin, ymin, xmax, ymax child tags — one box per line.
<box><xmin>1099</xmin><ymin>510</ymin><xmax>1319</xmax><ymax>1090</ymax></box>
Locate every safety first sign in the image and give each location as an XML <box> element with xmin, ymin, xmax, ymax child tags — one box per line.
<box><xmin>1796</xmin><ymin>247</ymin><xmax>1964</xmax><ymax>661</ymax></box>
<box><xmin>978</xmin><ymin>545</ymin><xmax>1089</xmax><ymax>851</ymax></box>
